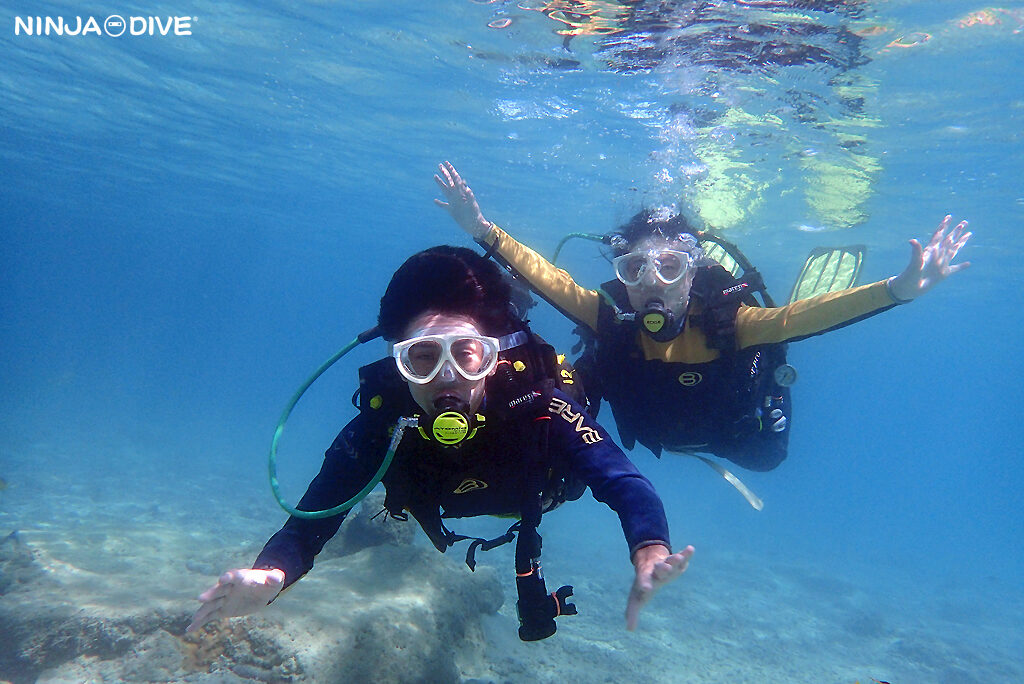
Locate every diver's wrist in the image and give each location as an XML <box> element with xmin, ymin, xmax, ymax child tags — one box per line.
<box><xmin>886</xmin><ymin>276</ymin><xmax>913</xmax><ymax>304</ymax></box>
<box><xmin>474</xmin><ymin>219</ymin><xmax>494</xmax><ymax>240</ymax></box>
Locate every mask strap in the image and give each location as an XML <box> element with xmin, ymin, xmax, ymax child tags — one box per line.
<box><xmin>497</xmin><ymin>330</ymin><xmax>528</xmax><ymax>351</ymax></box>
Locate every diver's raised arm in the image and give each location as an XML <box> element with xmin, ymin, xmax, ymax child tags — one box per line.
<box><xmin>737</xmin><ymin>215</ymin><xmax>973</xmax><ymax>349</ymax></box>
<box><xmin>434</xmin><ymin>161</ymin><xmax>492</xmax><ymax>240</ymax></box>
<box><xmin>432</xmin><ymin>160</ymin><xmax>602</xmax><ymax>330</ymax></box>
<box><xmin>887</xmin><ymin>214</ymin><xmax>972</xmax><ymax>303</ymax></box>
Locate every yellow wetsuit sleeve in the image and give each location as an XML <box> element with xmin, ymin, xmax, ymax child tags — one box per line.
<box><xmin>736</xmin><ymin>280</ymin><xmax>896</xmax><ymax>349</ymax></box>
<box><xmin>482</xmin><ymin>223</ymin><xmax>602</xmax><ymax>331</ymax></box>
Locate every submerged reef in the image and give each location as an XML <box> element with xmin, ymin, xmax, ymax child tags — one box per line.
<box><xmin>0</xmin><ymin>494</ymin><xmax>502</xmax><ymax>684</ymax></box>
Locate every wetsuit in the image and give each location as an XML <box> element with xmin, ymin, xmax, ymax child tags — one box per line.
<box><xmin>477</xmin><ymin>224</ymin><xmax>901</xmax><ymax>471</ymax></box>
<box><xmin>254</xmin><ymin>385</ymin><xmax>670</xmax><ymax>588</ymax></box>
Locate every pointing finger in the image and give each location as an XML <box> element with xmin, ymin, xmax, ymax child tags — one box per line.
<box><xmin>186</xmin><ymin>601</ymin><xmax>222</xmax><ymax>634</ymax></box>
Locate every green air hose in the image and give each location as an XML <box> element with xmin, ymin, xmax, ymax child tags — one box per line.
<box><xmin>551</xmin><ymin>232</ymin><xmax>607</xmax><ymax>266</ymax></box>
<box><xmin>268</xmin><ymin>327</ymin><xmax>410</xmax><ymax>519</ymax></box>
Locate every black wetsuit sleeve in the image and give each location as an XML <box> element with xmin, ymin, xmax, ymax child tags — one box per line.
<box><xmin>253</xmin><ymin>412</ymin><xmax>385</xmax><ymax>589</ymax></box>
<box><xmin>546</xmin><ymin>390</ymin><xmax>671</xmax><ymax>557</ymax></box>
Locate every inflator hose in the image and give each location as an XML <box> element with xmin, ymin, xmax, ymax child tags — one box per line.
<box><xmin>268</xmin><ymin>327</ymin><xmax>407</xmax><ymax>519</ymax></box>
<box><xmin>551</xmin><ymin>232</ymin><xmax>606</xmax><ymax>266</ymax></box>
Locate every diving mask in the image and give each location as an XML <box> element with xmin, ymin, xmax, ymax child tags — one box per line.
<box><xmin>613</xmin><ymin>248</ymin><xmax>692</xmax><ymax>286</ymax></box>
<box><xmin>392</xmin><ymin>333</ymin><xmax>501</xmax><ymax>384</ymax></box>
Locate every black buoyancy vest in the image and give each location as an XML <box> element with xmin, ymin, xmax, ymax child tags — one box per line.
<box><xmin>356</xmin><ymin>330</ymin><xmax>583</xmax><ymax>640</ymax></box>
<box><xmin>586</xmin><ymin>265</ymin><xmax>788</xmax><ymax>456</ymax></box>
<box><xmin>355</xmin><ymin>331</ymin><xmax>584</xmax><ymax>553</ymax></box>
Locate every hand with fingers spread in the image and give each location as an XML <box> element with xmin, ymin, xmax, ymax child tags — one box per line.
<box><xmin>433</xmin><ymin>161</ymin><xmax>492</xmax><ymax>239</ymax></box>
<box><xmin>625</xmin><ymin>544</ymin><xmax>695</xmax><ymax>631</ymax></box>
<box><xmin>888</xmin><ymin>214</ymin><xmax>972</xmax><ymax>302</ymax></box>
<box><xmin>186</xmin><ymin>567</ymin><xmax>285</xmax><ymax>634</ymax></box>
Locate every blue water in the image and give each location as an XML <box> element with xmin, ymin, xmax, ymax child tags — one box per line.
<box><xmin>2</xmin><ymin>0</ymin><xmax>1023</xmax><ymax>681</ymax></box>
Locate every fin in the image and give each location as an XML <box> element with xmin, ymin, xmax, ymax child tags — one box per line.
<box><xmin>700</xmin><ymin>240</ymin><xmax>742</xmax><ymax>277</ymax></box>
<box><xmin>788</xmin><ymin>245</ymin><xmax>865</xmax><ymax>304</ymax></box>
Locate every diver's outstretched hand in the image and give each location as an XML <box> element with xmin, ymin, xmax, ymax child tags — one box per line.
<box><xmin>625</xmin><ymin>544</ymin><xmax>695</xmax><ymax>631</ymax></box>
<box><xmin>889</xmin><ymin>215</ymin><xmax>971</xmax><ymax>301</ymax></box>
<box><xmin>434</xmin><ymin>161</ymin><xmax>492</xmax><ymax>239</ymax></box>
<box><xmin>185</xmin><ymin>568</ymin><xmax>285</xmax><ymax>633</ymax></box>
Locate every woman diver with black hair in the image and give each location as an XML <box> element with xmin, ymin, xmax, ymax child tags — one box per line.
<box><xmin>434</xmin><ymin>162</ymin><xmax>970</xmax><ymax>503</ymax></box>
<box><xmin>188</xmin><ymin>246</ymin><xmax>693</xmax><ymax>640</ymax></box>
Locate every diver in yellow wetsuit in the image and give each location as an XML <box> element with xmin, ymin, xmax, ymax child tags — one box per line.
<box><xmin>434</xmin><ymin>162</ymin><xmax>971</xmax><ymax>478</ymax></box>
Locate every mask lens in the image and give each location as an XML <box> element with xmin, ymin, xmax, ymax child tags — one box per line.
<box><xmin>404</xmin><ymin>339</ymin><xmax>443</xmax><ymax>379</ymax></box>
<box><xmin>451</xmin><ymin>337</ymin><xmax>492</xmax><ymax>376</ymax></box>
<box><xmin>614</xmin><ymin>253</ymin><xmax>647</xmax><ymax>285</ymax></box>
<box><xmin>655</xmin><ymin>252</ymin><xmax>687</xmax><ymax>283</ymax></box>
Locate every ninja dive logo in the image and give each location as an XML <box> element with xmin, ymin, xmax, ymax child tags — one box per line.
<box><xmin>14</xmin><ymin>15</ymin><xmax>194</xmax><ymax>37</ymax></box>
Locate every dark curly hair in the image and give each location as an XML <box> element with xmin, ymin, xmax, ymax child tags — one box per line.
<box><xmin>378</xmin><ymin>246</ymin><xmax>524</xmax><ymax>341</ymax></box>
<box><xmin>603</xmin><ymin>209</ymin><xmax>703</xmax><ymax>260</ymax></box>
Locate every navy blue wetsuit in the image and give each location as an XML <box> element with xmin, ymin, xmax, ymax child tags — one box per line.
<box><xmin>255</xmin><ymin>389</ymin><xmax>670</xmax><ymax>588</ymax></box>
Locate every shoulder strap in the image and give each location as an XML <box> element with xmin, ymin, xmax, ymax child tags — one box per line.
<box><xmin>592</xmin><ymin>279</ymin><xmax>635</xmax><ymax>338</ymax></box>
<box><xmin>599</xmin><ymin>278</ymin><xmax>630</xmax><ymax>310</ymax></box>
<box><xmin>488</xmin><ymin>326</ymin><xmax>590</xmax><ymax>413</ymax></box>
<box><xmin>689</xmin><ymin>265</ymin><xmax>767</xmax><ymax>351</ymax></box>
<box><xmin>356</xmin><ymin>357</ymin><xmax>417</xmax><ymax>415</ymax></box>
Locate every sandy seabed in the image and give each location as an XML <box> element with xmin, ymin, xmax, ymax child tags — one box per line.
<box><xmin>1</xmin><ymin>443</ymin><xmax>1021</xmax><ymax>684</ymax></box>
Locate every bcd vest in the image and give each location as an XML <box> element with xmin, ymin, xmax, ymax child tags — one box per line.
<box><xmin>353</xmin><ymin>330</ymin><xmax>586</xmax><ymax>553</ymax></box>
<box><xmin>578</xmin><ymin>265</ymin><xmax>791</xmax><ymax>457</ymax></box>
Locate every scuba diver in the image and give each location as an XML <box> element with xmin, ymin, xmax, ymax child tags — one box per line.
<box><xmin>187</xmin><ymin>246</ymin><xmax>694</xmax><ymax>640</ymax></box>
<box><xmin>434</xmin><ymin>162</ymin><xmax>971</xmax><ymax>506</ymax></box>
